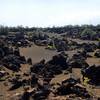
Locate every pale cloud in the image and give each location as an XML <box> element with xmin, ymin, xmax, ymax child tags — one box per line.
<box><xmin>0</xmin><ymin>0</ymin><xmax>100</xmax><ymax>27</ymax></box>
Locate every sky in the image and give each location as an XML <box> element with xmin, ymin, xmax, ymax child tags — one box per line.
<box><xmin>0</xmin><ymin>0</ymin><xmax>100</xmax><ymax>27</ymax></box>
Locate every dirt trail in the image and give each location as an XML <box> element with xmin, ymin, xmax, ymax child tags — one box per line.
<box><xmin>20</xmin><ymin>45</ymin><xmax>57</xmax><ymax>64</ymax></box>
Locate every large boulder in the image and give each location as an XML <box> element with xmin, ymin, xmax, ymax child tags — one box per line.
<box><xmin>30</xmin><ymin>53</ymin><xmax>68</xmax><ymax>77</ymax></box>
<box><xmin>69</xmin><ymin>51</ymin><xmax>89</xmax><ymax>68</ymax></box>
<box><xmin>82</xmin><ymin>65</ymin><xmax>100</xmax><ymax>86</ymax></box>
<box><xmin>56</xmin><ymin>78</ymin><xmax>91</xmax><ymax>98</ymax></box>
<box><xmin>94</xmin><ymin>50</ymin><xmax>100</xmax><ymax>58</ymax></box>
<box><xmin>82</xmin><ymin>43</ymin><xmax>97</xmax><ymax>52</ymax></box>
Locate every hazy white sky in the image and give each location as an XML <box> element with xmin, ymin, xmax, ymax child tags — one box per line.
<box><xmin>0</xmin><ymin>0</ymin><xmax>100</xmax><ymax>27</ymax></box>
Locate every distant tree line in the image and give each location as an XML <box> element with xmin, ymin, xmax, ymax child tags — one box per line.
<box><xmin>0</xmin><ymin>25</ymin><xmax>8</xmax><ymax>35</ymax></box>
<box><xmin>0</xmin><ymin>25</ymin><xmax>100</xmax><ymax>38</ymax></box>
